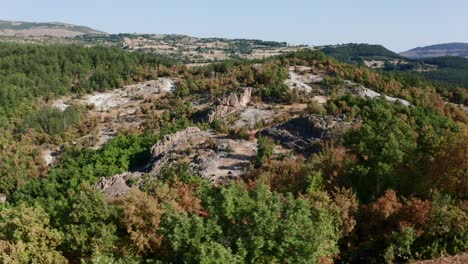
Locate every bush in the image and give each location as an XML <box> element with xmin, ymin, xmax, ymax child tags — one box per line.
<box><xmin>307</xmin><ymin>100</ymin><xmax>326</xmax><ymax>115</ymax></box>
<box><xmin>253</xmin><ymin>136</ymin><xmax>274</xmax><ymax>168</ymax></box>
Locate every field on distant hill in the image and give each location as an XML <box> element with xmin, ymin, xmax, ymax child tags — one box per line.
<box><xmin>401</xmin><ymin>43</ymin><xmax>468</xmax><ymax>59</ymax></box>
<box><xmin>76</xmin><ymin>34</ymin><xmax>309</xmax><ymax>63</ymax></box>
<box><xmin>0</xmin><ymin>32</ymin><xmax>308</xmax><ymax>64</ymax></box>
<box><xmin>0</xmin><ymin>20</ymin><xmax>105</xmax><ymax>37</ymax></box>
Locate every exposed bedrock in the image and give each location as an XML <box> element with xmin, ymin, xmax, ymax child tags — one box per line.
<box><xmin>261</xmin><ymin>115</ymin><xmax>353</xmax><ymax>155</ymax></box>
<box><xmin>208</xmin><ymin>88</ymin><xmax>252</xmax><ymax>122</ymax></box>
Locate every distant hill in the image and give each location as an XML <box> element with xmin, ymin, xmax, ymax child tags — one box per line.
<box><xmin>321</xmin><ymin>43</ymin><xmax>401</xmax><ymax>64</ymax></box>
<box><xmin>401</xmin><ymin>43</ymin><xmax>468</xmax><ymax>59</ymax></box>
<box><xmin>74</xmin><ymin>33</ymin><xmax>307</xmax><ymax>63</ymax></box>
<box><xmin>322</xmin><ymin>43</ymin><xmax>468</xmax><ymax>89</ymax></box>
<box><xmin>0</xmin><ymin>20</ymin><xmax>106</xmax><ymax>37</ymax></box>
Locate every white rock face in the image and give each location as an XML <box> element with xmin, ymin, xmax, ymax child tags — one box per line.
<box><xmin>286</xmin><ymin>71</ymin><xmax>312</xmax><ymax>92</ymax></box>
<box><xmin>360</xmin><ymin>87</ymin><xmax>411</xmax><ymax>106</ymax></box>
<box><xmin>42</xmin><ymin>150</ymin><xmax>54</xmax><ymax>166</ymax></box>
<box><xmin>284</xmin><ymin>66</ymin><xmax>323</xmax><ymax>93</ymax></box>
<box><xmin>51</xmin><ymin>78</ymin><xmax>177</xmax><ymax>112</ymax></box>
<box><xmin>52</xmin><ymin>100</ymin><xmax>69</xmax><ymax>111</ymax></box>
<box><xmin>151</xmin><ymin>127</ymin><xmax>207</xmax><ymax>158</ymax></box>
<box><xmin>86</xmin><ymin>91</ymin><xmax>128</xmax><ymax>111</ymax></box>
<box><xmin>159</xmin><ymin>78</ymin><xmax>176</xmax><ymax>93</ymax></box>
<box><xmin>47</xmin><ymin>78</ymin><xmax>177</xmax><ymax>150</ymax></box>
<box><xmin>343</xmin><ymin>80</ymin><xmax>412</xmax><ymax>107</ymax></box>
<box><xmin>235</xmin><ymin>108</ymin><xmax>275</xmax><ymax>128</ymax></box>
<box><xmin>238</xmin><ymin>88</ymin><xmax>252</xmax><ymax>107</ymax></box>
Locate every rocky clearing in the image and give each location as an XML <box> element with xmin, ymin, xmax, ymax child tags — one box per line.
<box><xmin>95</xmin><ymin>127</ymin><xmax>258</xmax><ymax>197</ymax></box>
<box><xmin>43</xmin><ymin>78</ymin><xmax>177</xmax><ymax>165</ymax></box>
<box><xmin>52</xmin><ymin>78</ymin><xmax>176</xmax><ymax>148</ymax></box>
<box><xmin>45</xmin><ymin>64</ymin><xmax>415</xmax><ymax>196</ymax></box>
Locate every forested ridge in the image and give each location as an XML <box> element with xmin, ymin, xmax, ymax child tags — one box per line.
<box><xmin>0</xmin><ymin>43</ymin><xmax>175</xmax><ymax>118</ymax></box>
<box><xmin>0</xmin><ymin>43</ymin><xmax>466</xmax><ymax>263</ymax></box>
<box><xmin>322</xmin><ymin>43</ymin><xmax>468</xmax><ymax>103</ymax></box>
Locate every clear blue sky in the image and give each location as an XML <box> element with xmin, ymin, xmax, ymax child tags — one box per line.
<box><xmin>1</xmin><ymin>0</ymin><xmax>467</xmax><ymax>52</ymax></box>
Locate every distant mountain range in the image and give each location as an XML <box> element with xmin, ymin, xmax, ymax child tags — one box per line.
<box><xmin>0</xmin><ymin>20</ymin><xmax>106</xmax><ymax>37</ymax></box>
<box><xmin>400</xmin><ymin>43</ymin><xmax>468</xmax><ymax>59</ymax></box>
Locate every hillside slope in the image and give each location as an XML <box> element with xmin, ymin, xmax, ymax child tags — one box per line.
<box><xmin>0</xmin><ymin>20</ymin><xmax>106</xmax><ymax>37</ymax></box>
<box><xmin>0</xmin><ymin>43</ymin><xmax>466</xmax><ymax>263</ymax></box>
<box><xmin>401</xmin><ymin>43</ymin><xmax>468</xmax><ymax>58</ymax></box>
<box><xmin>321</xmin><ymin>43</ymin><xmax>401</xmax><ymax>62</ymax></box>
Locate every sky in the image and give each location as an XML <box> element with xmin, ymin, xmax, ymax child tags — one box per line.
<box><xmin>1</xmin><ymin>0</ymin><xmax>467</xmax><ymax>52</ymax></box>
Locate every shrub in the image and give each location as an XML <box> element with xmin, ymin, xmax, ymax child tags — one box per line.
<box><xmin>253</xmin><ymin>136</ymin><xmax>274</xmax><ymax>168</ymax></box>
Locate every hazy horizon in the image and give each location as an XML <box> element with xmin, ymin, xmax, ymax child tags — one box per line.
<box><xmin>1</xmin><ymin>0</ymin><xmax>467</xmax><ymax>52</ymax></box>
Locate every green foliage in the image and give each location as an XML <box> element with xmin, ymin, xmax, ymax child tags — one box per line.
<box><xmin>63</xmin><ymin>185</ymin><xmax>118</xmax><ymax>258</ymax></box>
<box><xmin>260</xmin><ymin>83</ymin><xmax>292</xmax><ymax>103</ymax></box>
<box><xmin>307</xmin><ymin>100</ymin><xmax>326</xmax><ymax>115</ymax></box>
<box><xmin>0</xmin><ymin>42</ymin><xmax>466</xmax><ymax>264</ymax></box>
<box><xmin>323</xmin><ymin>44</ymin><xmax>468</xmax><ymax>103</ymax></box>
<box><xmin>13</xmin><ymin>132</ymin><xmax>161</xmax><ymax>219</ymax></box>
<box><xmin>0</xmin><ymin>204</ymin><xmax>67</xmax><ymax>263</ymax></box>
<box><xmin>284</xmin><ymin>49</ymin><xmax>329</xmax><ymax>63</ymax></box>
<box><xmin>163</xmin><ymin>183</ymin><xmax>341</xmax><ymax>263</ymax></box>
<box><xmin>344</xmin><ymin>99</ymin><xmax>417</xmax><ymax>201</ymax></box>
<box><xmin>322</xmin><ymin>43</ymin><xmax>401</xmax><ymax>64</ymax></box>
<box><xmin>417</xmin><ymin>56</ymin><xmax>468</xmax><ymax>88</ymax></box>
<box><xmin>228</xmin><ymin>41</ymin><xmax>253</xmax><ymax>55</ymax></box>
<box><xmin>253</xmin><ymin>136</ymin><xmax>274</xmax><ymax>168</ymax></box>
<box><xmin>335</xmin><ymin>96</ymin><xmax>461</xmax><ymax>201</ymax></box>
<box><xmin>21</xmin><ymin>105</ymin><xmax>81</xmax><ymax>136</ymax></box>
<box><xmin>384</xmin><ymin>227</ymin><xmax>416</xmax><ymax>263</ymax></box>
<box><xmin>415</xmin><ymin>193</ymin><xmax>468</xmax><ymax>258</ymax></box>
<box><xmin>0</xmin><ymin>42</ymin><xmax>175</xmax><ymax>118</ymax></box>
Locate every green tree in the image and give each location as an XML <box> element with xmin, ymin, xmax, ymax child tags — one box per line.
<box><xmin>253</xmin><ymin>136</ymin><xmax>274</xmax><ymax>168</ymax></box>
<box><xmin>62</xmin><ymin>185</ymin><xmax>118</xmax><ymax>258</ymax></box>
<box><xmin>163</xmin><ymin>183</ymin><xmax>341</xmax><ymax>263</ymax></box>
<box><xmin>344</xmin><ymin>100</ymin><xmax>416</xmax><ymax>201</ymax></box>
<box><xmin>0</xmin><ymin>204</ymin><xmax>67</xmax><ymax>263</ymax></box>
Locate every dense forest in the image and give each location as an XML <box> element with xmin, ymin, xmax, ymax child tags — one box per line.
<box><xmin>0</xmin><ymin>43</ymin><xmax>466</xmax><ymax>263</ymax></box>
<box><xmin>418</xmin><ymin>56</ymin><xmax>468</xmax><ymax>87</ymax></box>
<box><xmin>321</xmin><ymin>43</ymin><xmax>402</xmax><ymax>63</ymax></box>
<box><xmin>0</xmin><ymin>43</ymin><xmax>175</xmax><ymax>117</ymax></box>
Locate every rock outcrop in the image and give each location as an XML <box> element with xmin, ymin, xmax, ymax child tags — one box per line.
<box><xmin>342</xmin><ymin>81</ymin><xmax>411</xmax><ymax>107</ymax></box>
<box><xmin>94</xmin><ymin>127</ymin><xmax>257</xmax><ymax>197</ymax></box>
<box><xmin>149</xmin><ymin>127</ymin><xmax>211</xmax><ymax>175</ymax></box>
<box><xmin>208</xmin><ymin>88</ymin><xmax>252</xmax><ymax>122</ymax></box>
<box><xmin>262</xmin><ymin>115</ymin><xmax>353</xmax><ymax>155</ymax></box>
<box><xmin>94</xmin><ymin>172</ymin><xmax>141</xmax><ymax>197</ymax></box>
